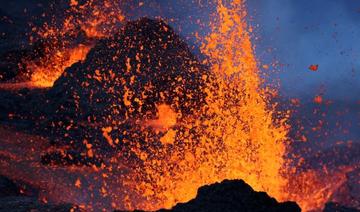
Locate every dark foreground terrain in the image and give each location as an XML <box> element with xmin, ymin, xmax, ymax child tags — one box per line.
<box><xmin>0</xmin><ymin>175</ymin><xmax>77</xmax><ymax>211</ymax></box>
<box><xmin>159</xmin><ymin>179</ymin><xmax>301</xmax><ymax>212</ymax></box>
<box><xmin>3</xmin><ymin>174</ymin><xmax>360</xmax><ymax>212</ymax></box>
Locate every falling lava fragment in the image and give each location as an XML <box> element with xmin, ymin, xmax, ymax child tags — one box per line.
<box><xmin>309</xmin><ymin>64</ymin><xmax>319</xmax><ymax>72</ymax></box>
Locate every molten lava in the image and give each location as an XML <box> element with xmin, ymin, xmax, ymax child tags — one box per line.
<box><xmin>144</xmin><ymin>104</ymin><xmax>177</xmax><ymax>133</ymax></box>
<box><xmin>124</xmin><ymin>0</ymin><xmax>289</xmax><ymax>209</ymax></box>
<box><xmin>28</xmin><ymin>44</ymin><xmax>92</xmax><ymax>87</ymax></box>
<box><xmin>122</xmin><ymin>1</ymin><xmax>354</xmax><ymax>211</ymax></box>
<box><xmin>26</xmin><ymin>0</ymin><xmax>125</xmax><ymax>87</ymax></box>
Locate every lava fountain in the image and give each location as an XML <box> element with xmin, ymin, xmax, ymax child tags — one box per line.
<box><xmin>124</xmin><ymin>0</ymin><xmax>290</xmax><ymax>209</ymax></box>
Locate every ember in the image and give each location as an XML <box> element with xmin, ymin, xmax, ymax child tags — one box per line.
<box><xmin>309</xmin><ymin>64</ymin><xmax>319</xmax><ymax>72</ymax></box>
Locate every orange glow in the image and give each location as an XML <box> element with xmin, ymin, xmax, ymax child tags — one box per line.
<box><xmin>160</xmin><ymin>129</ymin><xmax>177</xmax><ymax>145</ymax></box>
<box><xmin>36</xmin><ymin>0</ymin><xmax>125</xmax><ymax>40</ymax></box>
<box><xmin>27</xmin><ymin>0</ymin><xmax>125</xmax><ymax>87</ymax></box>
<box><xmin>125</xmin><ymin>0</ymin><xmax>290</xmax><ymax>210</ymax></box>
<box><xmin>123</xmin><ymin>2</ymin><xmax>346</xmax><ymax>211</ymax></box>
<box><xmin>198</xmin><ymin>0</ymin><xmax>289</xmax><ymax>199</ymax></box>
<box><xmin>144</xmin><ymin>104</ymin><xmax>177</xmax><ymax>133</ymax></box>
<box><xmin>102</xmin><ymin>127</ymin><xmax>115</xmax><ymax>147</ymax></box>
<box><xmin>314</xmin><ymin>95</ymin><xmax>323</xmax><ymax>104</ymax></box>
<box><xmin>309</xmin><ymin>64</ymin><xmax>319</xmax><ymax>71</ymax></box>
<box><xmin>285</xmin><ymin>167</ymin><xmax>353</xmax><ymax>211</ymax></box>
<box><xmin>5</xmin><ymin>1</ymin><xmax>351</xmax><ymax>211</ymax></box>
<box><xmin>28</xmin><ymin>44</ymin><xmax>92</xmax><ymax>87</ymax></box>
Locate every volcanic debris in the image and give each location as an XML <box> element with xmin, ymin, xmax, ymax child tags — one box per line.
<box><xmin>41</xmin><ymin>18</ymin><xmax>210</xmax><ymax>165</ymax></box>
<box><xmin>157</xmin><ymin>179</ymin><xmax>301</xmax><ymax>212</ymax></box>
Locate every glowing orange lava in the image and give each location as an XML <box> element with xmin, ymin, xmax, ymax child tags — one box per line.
<box><xmin>124</xmin><ymin>2</ymin><xmax>350</xmax><ymax>211</ymax></box>
<box><xmin>7</xmin><ymin>1</ymin><xmax>353</xmax><ymax>211</ymax></box>
<box><xmin>125</xmin><ymin>0</ymin><xmax>290</xmax><ymax>210</ymax></box>
<box><xmin>144</xmin><ymin>104</ymin><xmax>177</xmax><ymax>133</ymax></box>
<box><xmin>198</xmin><ymin>0</ymin><xmax>289</xmax><ymax>199</ymax></box>
<box><xmin>28</xmin><ymin>44</ymin><xmax>92</xmax><ymax>87</ymax></box>
<box><xmin>27</xmin><ymin>0</ymin><xmax>125</xmax><ymax>87</ymax></box>
<box><xmin>286</xmin><ymin>167</ymin><xmax>352</xmax><ymax>211</ymax></box>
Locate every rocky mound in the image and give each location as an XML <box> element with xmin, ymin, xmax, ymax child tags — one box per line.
<box><xmin>158</xmin><ymin>179</ymin><xmax>301</xmax><ymax>212</ymax></box>
<box><xmin>48</xmin><ymin>17</ymin><xmax>208</xmax><ymax>123</ymax></box>
<box><xmin>42</xmin><ymin>18</ymin><xmax>210</xmax><ymax>165</ymax></box>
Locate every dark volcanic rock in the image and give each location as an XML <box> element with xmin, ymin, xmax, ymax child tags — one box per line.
<box><xmin>0</xmin><ymin>176</ymin><xmax>20</xmax><ymax>197</ymax></box>
<box><xmin>0</xmin><ymin>176</ymin><xmax>79</xmax><ymax>212</ymax></box>
<box><xmin>42</xmin><ymin>18</ymin><xmax>210</xmax><ymax>165</ymax></box>
<box><xmin>0</xmin><ymin>88</ymin><xmax>47</xmax><ymax>128</ymax></box>
<box><xmin>159</xmin><ymin>179</ymin><xmax>301</xmax><ymax>212</ymax></box>
<box><xmin>48</xmin><ymin>17</ymin><xmax>207</xmax><ymax>126</ymax></box>
<box><xmin>330</xmin><ymin>168</ymin><xmax>360</xmax><ymax>210</ymax></box>
<box><xmin>324</xmin><ymin>202</ymin><xmax>360</xmax><ymax>212</ymax></box>
<box><xmin>0</xmin><ymin>196</ymin><xmax>76</xmax><ymax>212</ymax></box>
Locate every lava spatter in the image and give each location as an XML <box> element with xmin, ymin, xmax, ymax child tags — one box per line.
<box><xmin>0</xmin><ymin>1</ymin><xmax>356</xmax><ymax>211</ymax></box>
<box><xmin>26</xmin><ymin>0</ymin><xmax>125</xmax><ymax>87</ymax></box>
<box><xmin>35</xmin><ymin>1</ymin><xmax>290</xmax><ymax>210</ymax></box>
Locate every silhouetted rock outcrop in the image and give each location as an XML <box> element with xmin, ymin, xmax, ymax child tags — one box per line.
<box><xmin>158</xmin><ymin>179</ymin><xmax>301</xmax><ymax>212</ymax></box>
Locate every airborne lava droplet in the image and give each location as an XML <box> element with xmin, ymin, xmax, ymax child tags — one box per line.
<box><xmin>309</xmin><ymin>64</ymin><xmax>319</xmax><ymax>71</ymax></box>
<box><xmin>75</xmin><ymin>178</ymin><xmax>81</xmax><ymax>188</ymax></box>
<box><xmin>144</xmin><ymin>104</ymin><xmax>177</xmax><ymax>133</ymax></box>
<box><xmin>102</xmin><ymin>127</ymin><xmax>114</xmax><ymax>147</ymax></box>
<box><xmin>314</xmin><ymin>95</ymin><xmax>323</xmax><ymax>104</ymax></box>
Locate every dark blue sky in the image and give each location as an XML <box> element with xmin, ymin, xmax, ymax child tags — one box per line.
<box><xmin>248</xmin><ymin>0</ymin><xmax>360</xmax><ymax>101</ymax></box>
